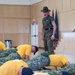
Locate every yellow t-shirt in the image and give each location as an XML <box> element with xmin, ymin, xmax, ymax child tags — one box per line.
<box><xmin>0</xmin><ymin>59</ymin><xmax>28</xmax><ymax>75</ymax></box>
<box><xmin>0</xmin><ymin>41</ymin><xmax>7</xmax><ymax>51</ymax></box>
<box><xmin>17</xmin><ymin>44</ymin><xmax>32</xmax><ymax>58</ymax></box>
<box><xmin>49</xmin><ymin>54</ymin><xmax>68</xmax><ymax>67</ymax></box>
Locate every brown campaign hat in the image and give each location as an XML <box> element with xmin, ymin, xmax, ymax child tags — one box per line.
<box><xmin>41</xmin><ymin>6</ymin><xmax>51</xmax><ymax>13</ymax></box>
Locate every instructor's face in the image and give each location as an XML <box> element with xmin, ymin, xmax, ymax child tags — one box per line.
<box><xmin>43</xmin><ymin>12</ymin><xmax>48</xmax><ymax>17</ymax></box>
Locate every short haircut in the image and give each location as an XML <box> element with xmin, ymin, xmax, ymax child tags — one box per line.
<box><xmin>22</xmin><ymin>67</ymin><xmax>33</xmax><ymax>75</ymax></box>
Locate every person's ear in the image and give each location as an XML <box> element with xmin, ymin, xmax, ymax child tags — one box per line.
<box><xmin>59</xmin><ymin>72</ymin><xmax>62</xmax><ymax>75</ymax></box>
<box><xmin>66</xmin><ymin>61</ymin><xmax>70</xmax><ymax>66</ymax></box>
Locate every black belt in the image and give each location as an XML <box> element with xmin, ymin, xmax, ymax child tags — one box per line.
<box><xmin>44</xmin><ymin>28</ymin><xmax>53</xmax><ymax>30</ymax></box>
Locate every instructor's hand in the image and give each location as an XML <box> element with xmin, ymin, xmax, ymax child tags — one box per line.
<box><xmin>51</xmin><ymin>35</ymin><xmax>55</xmax><ymax>40</ymax></box>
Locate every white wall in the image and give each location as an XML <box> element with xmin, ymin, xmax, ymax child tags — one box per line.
<box><xmin>0</xmin><ymin>0</ymin><xmax>43</xmax><ymax>5</ymax></box>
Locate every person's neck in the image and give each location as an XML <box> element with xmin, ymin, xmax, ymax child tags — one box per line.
<box><xmin>18</xmin><ymin>67</ymin><xmax>23</xmax><ymax>75</ymax></box>
<box><xmin>44</xmin><ymin>15</ymin><xmax>49</xmax><ymax>18</ymax></box>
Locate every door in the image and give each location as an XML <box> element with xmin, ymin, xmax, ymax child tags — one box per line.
<box><xmin>31</xmin><ymin>22</ymin><xmax>38</xmax><ymax>46</ymax></box>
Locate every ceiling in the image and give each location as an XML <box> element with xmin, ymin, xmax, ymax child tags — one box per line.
<box><xmin>30</xmin><ymin>0</ymin><xmax>43</xmax><ymax>5</ymax></box>
<box><xmin>0</xmin><ymin>0</ymin><xmax>43</xmax><ymax>5</ymax></box>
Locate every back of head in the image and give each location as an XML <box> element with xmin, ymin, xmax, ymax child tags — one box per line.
<box><xmin>22</xmin><ymin>67</ymin><xmax>34</xmax><ymax>75</ymax></box>
<box><xmin>33</xmin><ymin>46</ymin><xmax>38</xmax><ymax>55</ymax></box>
<box><xmin>59</xmin><ymin>71</ymin><xmax>70</xmax><ymax>75</ymax></box>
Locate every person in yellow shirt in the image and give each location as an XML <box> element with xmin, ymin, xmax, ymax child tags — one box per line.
<box><xmin>17</xmin><ymin>44</ymin><xmax>38</xmax><ymax>60</ymax></box>
<box><xmin>0</xmin><ymin>44</ymin><xmax>38</xmax><ymax>66</ymax></box>
<box><xmin>48</xmin><ymin>54</ymin><xmax>70</xmax><ymax>69</ymax></box>
<box><xmin>0</xmin><ymin>59</ymin><xmax>33</xmax><ymax>75</ymax></box>
<box><xmin>41</xmin><ymin>51</ymin><xmax>70</xmax><ymax>70</ymax></box>
<box><xmin>19</xmin><ymin>51</ymin><xmax>70</xmax><ymax>71</ymax></box>
<box><xmin>0</xmin><ymin>41</ymin><xmax>7</xmax><ymax>51</ymax></box>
